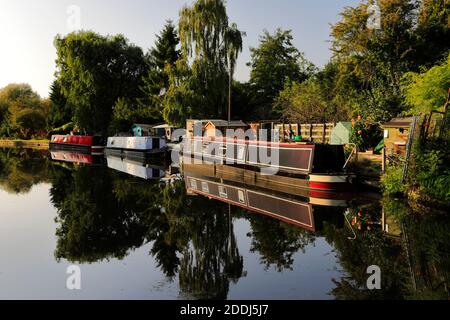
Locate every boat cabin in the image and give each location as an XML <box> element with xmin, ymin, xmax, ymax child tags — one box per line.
<box><xmin>131</xmin><ymin>124</ymin><xmax>154</xmax><ymax>137</ymax></box>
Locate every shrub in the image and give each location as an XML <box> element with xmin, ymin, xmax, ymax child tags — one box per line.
<box><xmin>381</xmin><ymin>165</ymin><xmax>405</xmax><ymax>196</ymax></box>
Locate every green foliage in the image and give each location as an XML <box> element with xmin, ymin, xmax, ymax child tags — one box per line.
<box><xmin>248</xmin><ymin>29</ymin><xmax>315</xmax><ymax>119</ymax></box>
<box><xmin>15</xmin><ymin>108</ymin><xmax>47</xmax><ymax>139</ymax></box>
<box><xmin>350</xmin><ymin>117</ymin><xmax>382</xmax><ymax>151</ymax></box>
<box><xmin>54</xmin><ymin>31</ymin><xmax>147</xmax><ymax>134</ymax></box>
<box><xmin>381</xmin><ymin>165</ymin><xmax>405</xmax><ymax>196</ymax></box>
<box><xmin>403</xmin><ymin>53</ymin><xmax>450</xmax><ymax>115</ymax></box>
<box><xmin>414</xmin><ymin>0</ymin><xmax>450</xmax><ymax>68</ymax></box>
<box><xmin>140</xmin><ymin>21</ymin><xmax>180</xmax><ymax>122</ymax></box>
<box><xmin>109</xmin><ymin>98</ymin><xmax>145</xmax><ymax>134</ymax></box>
<box><xmin>162</xmin><ymin>0</ymin><xmax>244</xmax><ymax>126</ymax></box>
<box><xmin>331</xmin><ymin>0</ymin><xmax>417</xmax><ymax>121</ymax></box>
<box><xmin>48</xmin><ymin>80</ymin><xmax>72</xmax><ymax>130</ymax></box>
<box><xmin>411</xmin><ymin>139</ymin><xmax>450</xmax><ymax>203</ymax></box>
<box><xmin>274</xmin><ymin>78</ymin><xmax>331</xmax><ymax>123</ymax></box>
<box><xmin>0</xmin><ymin>83</ymin><xmax>47</xmax><ymax>139</ymax></box>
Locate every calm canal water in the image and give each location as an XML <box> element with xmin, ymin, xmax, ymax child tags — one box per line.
<box><xmin>0</xmin><ymin>148</ymin><xmax>448</xmax><ymax>300</ymax></box>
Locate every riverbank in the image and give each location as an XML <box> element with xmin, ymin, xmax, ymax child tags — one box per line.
<box><xmin>0</xmin><ymin>139</ymin><xmax>49</xmax><ymax>150</ymax></box>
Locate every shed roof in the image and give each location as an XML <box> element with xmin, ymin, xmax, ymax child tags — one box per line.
<box><xmin>382</xmin><ymin>117</ymin><xmax>413</xmax><ymax>128</ymax></box>
<box><xmin>205</xmin><ymin>120</ymin><xmax>247</xmax><ymax>128</ymax></box>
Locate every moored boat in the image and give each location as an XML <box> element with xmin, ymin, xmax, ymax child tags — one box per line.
<box><xmin>50</xmin><ymin>135</ymin><xmax>105</xmax><ymax>154</ymax></box>
<box><xmin>106</xmin><ymin>136</ymin><xmax>167</xmax><ymax>159</ymax></box>
<box><xmin>182</xmin><ymin>137</ymin><xmax>352</xmax><ymax>191</ymax></box>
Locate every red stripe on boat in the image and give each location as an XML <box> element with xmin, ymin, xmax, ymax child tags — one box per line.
<box><xmin>51</xmin><ymin>135</ymin><xmax>94</xmax><ymax>146</ymax></box>
<box><xmin>309</xmin><ymin>182</ymin><xmax>351</xmax><ymax>191</ymax></box>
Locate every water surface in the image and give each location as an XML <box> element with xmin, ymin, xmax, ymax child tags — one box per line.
<box><xmin>0</xmin><ymin>148</ymin><xmax>448</xmax><ymax>300</ymax></box>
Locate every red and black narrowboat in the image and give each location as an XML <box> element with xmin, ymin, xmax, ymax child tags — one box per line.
<box><xmin>50</xmin><ymin>135</ymin><xmax>105</xmax><ymax>154</ymax></box>
<box><xmin>183</xmin><ymin>137</ymin><xmax>352</xmax><ymax>192</ymax></box>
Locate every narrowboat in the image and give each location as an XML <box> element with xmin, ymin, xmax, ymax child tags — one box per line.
<box><xmin>182</xmin><ymin>137</ymin><xmax>353</xmax><ymax>192</ymax></box>
<box><xmin>106</xmin><ymin>155</ymin><xmax>166</xmax><ymax>180</ymax></box>
<box><xmin>49</xmin><ymin>135</ymin><xmax>105</xmax><ymax>154</ymax></box>
<box><xmin>106</xmin><ymin>136</ymin><xmax>167</xmax><ymax>159</ymax></box>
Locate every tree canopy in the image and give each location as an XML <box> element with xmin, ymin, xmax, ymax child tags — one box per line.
<box><xmin>162</xmin><ymin>0</ymin><xmax>244</xmax><ymax>126</ymax></box>
<box><xmin>403</xmin><ymin>53</ymin><xmax>450</xmax><ymax>115</ymax></box>
<box><xmin>0</xmin><ymin>83</ymin><xmax>48</xmax><ymax>138</ymax></box>
<box><xmin>248</xmin><ymin>29</ymin><xmax>315</xmax><ymax>120</ymax></box>
<box><xmin>54</xmin><ymin>31</ymin><xmax>147</xmax><ymax>134</ymax></box>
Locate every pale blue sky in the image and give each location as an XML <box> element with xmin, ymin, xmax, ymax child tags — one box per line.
<box><xmin>0</xmin><ymin>0</ymin><xmax>360</xmax><ymax>97</ymax></box>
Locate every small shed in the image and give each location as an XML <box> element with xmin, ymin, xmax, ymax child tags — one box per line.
<box><xmin>204</xmin><ymin>120</ymin><xmax>248</xmax><ymax>137</ymax></box>
<box><xmin>131</xmin><ymin>124</ymin><xmax>153</xmax><ymax>137</ymax></box>
<box><xmin>330</xmin><ymin>122</ymin><xmax>352</xmax><ymax>145</ymax></box>
<box><xmin>382</xmin><ymin>117</ymin><xmax>413</xmax><ymax>156</ymax></box>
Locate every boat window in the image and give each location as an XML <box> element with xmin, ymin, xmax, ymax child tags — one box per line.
<box><xmin>190</xmin><ymin>179</ymin><xmax>198</xmax><ymax>190</ymax></box>
<box><xmin>237</xmin><ymin>145</ymin><xmax>246</xmax><ymax>161</ymax></box>
<box><xmin>201</xmin><ymin>182</ymin><xmax>209</xmax><ymax>193</ymax></box>
<box><xmin>219</xmin><ymin>186</ymin><xmax>228</xmax><ymax>198</ymax></box>
<box><xmin>238</xmin><ymin>190</ymin><xmax>245</xmax><ymax>204</ymax></box>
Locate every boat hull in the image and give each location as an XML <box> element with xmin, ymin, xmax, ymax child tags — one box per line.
<box><xmin>107</xmin><ymin>136</ymin><xmax>166</xmax><ymax>151</ymax></box>
<box><xmin>50</xmin><ymin>135</ymin><xmax>105</xmax><ymax>154</ymax></box>
<box><xmin>182</xmin><ymin>137</ymin><xmax>351</xmax><ymax>191</ymax></box>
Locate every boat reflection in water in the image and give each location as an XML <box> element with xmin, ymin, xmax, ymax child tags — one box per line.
<box><xmin>182</xmin><ymin>162</ymin><xmax>374</xmax><ymax>233</ymax></box>
<box><xmin>106</xmin><ymin>155</ymin><xmax>167</xmax><ymax>180</ymax></box>
<box><xmin>106</xmin><ymin>154</ymin><xmax>181</xmax><ymax>181</ymax></box>
<box><xmin>50</xmin><ymin>150</ymin><xmax>105</xmax><ymax>165</ymax></box>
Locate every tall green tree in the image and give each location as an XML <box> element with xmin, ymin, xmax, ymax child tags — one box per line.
<box><xmin>414</xmin><ymin>0</ymin><xmax>450</xmax><ymax>68</ymax></box>
<box><xmin>331</xmin><ymin>0</ymin><xmax>418</xmax><ymax>121</ymax></box>
<box><xmin>54</xmin><ymin>31</ymin><xmax>147</xmax><ymax>134</ymax></box>
<box><xmin>140</xmin><ymin>21</ymin><xmax>180</xmax><ymax>122</ymax></box>
<box><xmin>225</xmin><ymin>23</ymin><xmax>245</xmax><ymax>121</ymax></box>
<box><xmin>0</xmin><ymin>83</ymin><xmax>47</xmax><ymax>138</ymax></box>
<box><xmin>274</xmin><ymin>78</ymin><xmax>332</xmax><ymax>125</ymax></box>
<box><xmin>163</xmin><ymin>0</ymin><xmax>244</xmax><ymax>126</ymax></box>
<box><xmin>248</xmin><ymin>29</ymin><xmax>315</xmax><ymax>119</ymax></box>
<box><xmin>47</xmin><ymin>80</ymin><xmax>72</xmax><ymax>129</ymax></box>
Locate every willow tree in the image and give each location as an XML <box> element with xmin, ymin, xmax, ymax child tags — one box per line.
<box><xmin>163</xmin><ymin>0</ymin><xmax>244</xmax><ymax>126</ymax></box>
<box><xmin>225</xmin><ymin>23</ymin><xmax>245</xmax><ymax>121</ymax></box>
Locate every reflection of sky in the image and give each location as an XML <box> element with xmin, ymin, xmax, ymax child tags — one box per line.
<box><xmin>0</xmin><ymin>183</ymin><xmax>342</xmax><ymax>300</ymax></box>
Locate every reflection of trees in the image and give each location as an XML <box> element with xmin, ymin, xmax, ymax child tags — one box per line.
<box><xmin>323</xmin><ymin>202</ymin><xmax>410</xmax><ymax>299</ymax></box>
<box><xmin>50</xmin><ymin>164</ymin><xmax>244</xmax><ymax>299</ymax></box>
<box><xmin>246</xmin><ymin>214</ymin><xmax>316</xmax><ymax>271</ymax></box>
<box><xmin>178</xmin><ymin>207</ymin><xmax>244</xmax><ymax>300</ymax></box>
<box><xmin>147</xmin><ymin>181</ymin><xmax>244</xmax><ymax>299</ymax></box>
<box><xmin>0</xmin><ymin>148</ymin><xmax>49</xmax><ymax>194</ymax></box>
<box><xmin>393</xmin><ymin>201</ymin><xmax>450</xmax><ymax>300</ymax></box>
<box><xmin>324</xmin><ymin>200</ymin><xmax>450</xmax><ymax>300</ymax></box>
<box><xmin>52</xmin><ymin>166</ymin><xmax>151</xmax><ymax>263</ymax></box>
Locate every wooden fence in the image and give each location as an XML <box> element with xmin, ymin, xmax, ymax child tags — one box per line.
<box><xmin>274</xmin><ymin>123</ymin><xmax>335</xmax><ymax>143</ymax></box>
